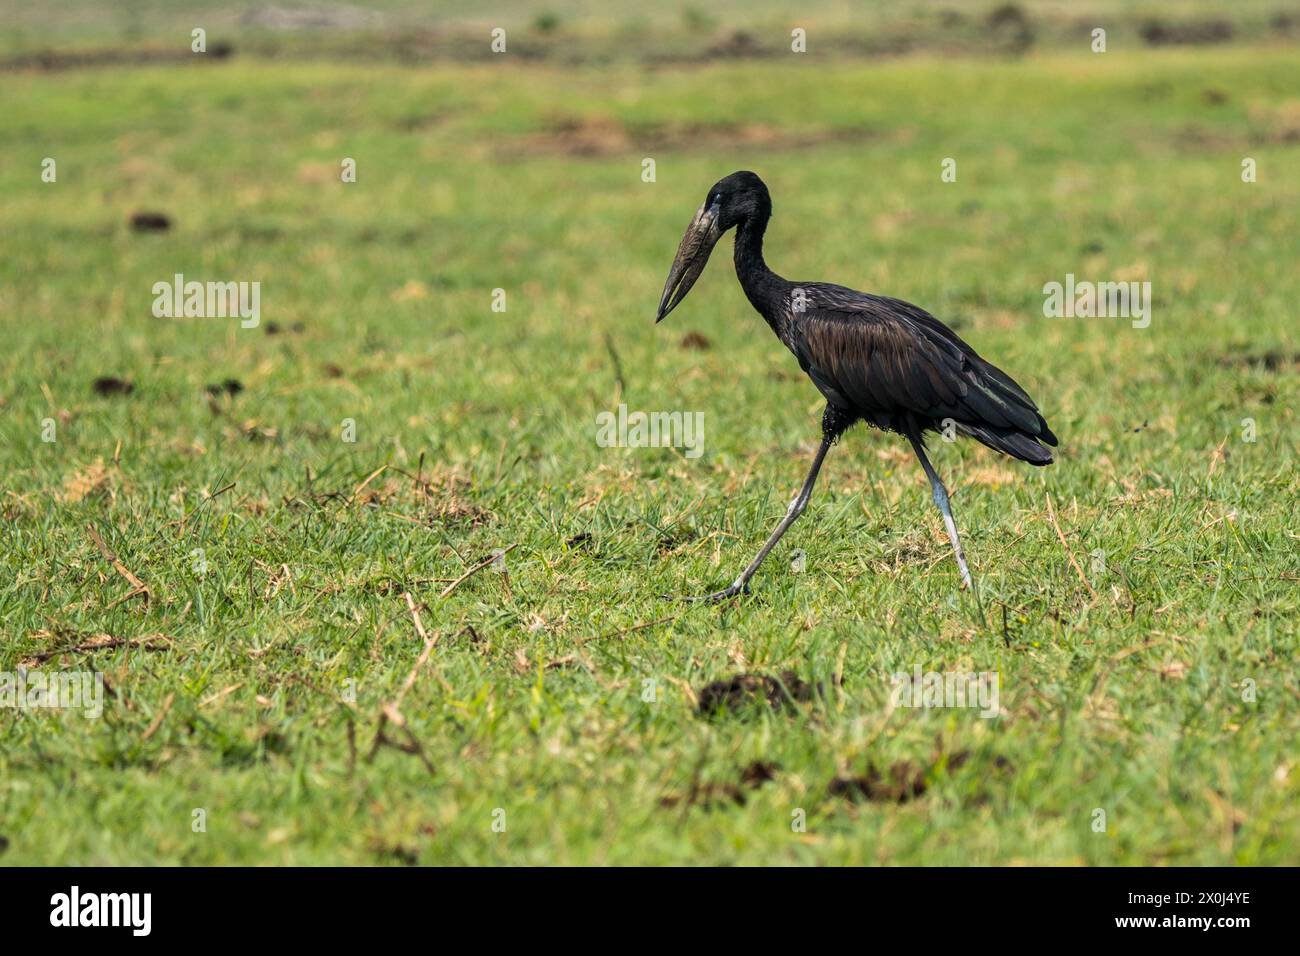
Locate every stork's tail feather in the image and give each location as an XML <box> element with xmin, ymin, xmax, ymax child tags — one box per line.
<box><xmin>959</xmin><ymin>422</ymin><xmax>1055</xmax><ymax>466</ymax></box>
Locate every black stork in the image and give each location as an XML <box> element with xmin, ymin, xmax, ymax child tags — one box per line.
<box><xmin>656</xmin><ymin>171</ymin><xmax>1057</xmax><ymax>600</ymax></box>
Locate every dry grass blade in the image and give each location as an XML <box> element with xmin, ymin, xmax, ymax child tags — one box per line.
<box><xmin>366</xmin><ymin>592</ymin><xmax>441</xmax><ymax>775</ymax></box>
<box><xmin>86</xmin><ymin>522</ymin><xmax>151</xmax><ymax>605</ymax></box>
<box><xmin>140</xmin><ymin>692</ymin><xmax>175</xmax><ymax>741</ymax></box>
<box><xmin>1044</xmin><ymin>493</ymin><xmax>1098</xmax><ymax>599</ymax></box>
<box><xmin>22</xmin><ymin>631</ymin><xmax>173</xmax><ymax>667</ymax></box>
<box><xmin>439</xmin><ymin>543</ymin><xmax>518</xmax><ymax>598</ymax></box>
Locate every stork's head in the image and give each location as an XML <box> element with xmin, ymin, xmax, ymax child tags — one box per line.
<box><xmin>656</xmin><ymin>171</ymin><xmax>770</xmax><ymax>322</ymax></box>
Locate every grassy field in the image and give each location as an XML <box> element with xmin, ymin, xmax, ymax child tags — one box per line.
<box><xmin>1</xmin><ymin>20</ymin><xmax>1298</xmax><ymax>864</ymax></box>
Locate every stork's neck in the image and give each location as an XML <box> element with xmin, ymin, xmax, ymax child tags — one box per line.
<box><xmin>733</xmin><ymin>210</ymin><xmax>790</xmax><ymax>335</ymax></box>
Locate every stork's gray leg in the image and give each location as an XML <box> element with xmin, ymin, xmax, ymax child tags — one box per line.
<box><xmin>678</xmin><ymin>437</ymin><xmax>832</xmax><ymax>603</ymax></box>
<box><xmin>907</xmin><ymin>435</ymin><xmax>973</xmax><ymax>590</ymax></box>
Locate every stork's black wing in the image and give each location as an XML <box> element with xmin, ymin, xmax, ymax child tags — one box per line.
<box><xmin>788</xmin><ymin>284</ymin><xmax>1058</xmax><ymax>465</ymax></box>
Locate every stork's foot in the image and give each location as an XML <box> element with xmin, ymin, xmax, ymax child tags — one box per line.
<box><xmin>665</xmin><ymin>578</ymin><xmax>750</xmax><ymax>604</ymax></box>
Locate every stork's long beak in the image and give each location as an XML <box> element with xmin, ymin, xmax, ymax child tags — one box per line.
<box><xmin>656</xmin><ymin>201</ymin><xmax>722</xmax><ymax>323</ymax></box>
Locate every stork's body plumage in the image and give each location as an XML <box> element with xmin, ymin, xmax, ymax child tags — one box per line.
<box><xmin>656</xmin><ymin>171</ymin><xmax>1057</xmax><ymax>599</ymax></box>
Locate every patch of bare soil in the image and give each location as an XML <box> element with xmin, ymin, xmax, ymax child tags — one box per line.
<box><xmin>659</xmin><ymin>760</ymin><xmax>780</xmax><ymax>810</ymax></box>
<box><xmin>696</xmin><ymin>671</ymin><xmax>819</xmax><ymax>717</ymax></box>
<box><xmin>1139</xmin><ymin>18</ymin><xmax>1234</xmax><ymax>46</ymax></box>
<box><xmin>129</xmin><ymin>211</ymin><xmax>172</xmax><ymax>233</ymax></box>
<box><xmin>829</xmin><ymin>748</ymin><xmax>1014</xmax><ymax>804</ymax></box>
<box><xmin>92</xmin><ymin>376</ymin><xmax>133</xmax><ymax>396</ymax></box>
<box><xmin>1216</xmin><ymin>350</ymin><xmax>1300</xmax><ymax>372</ymax></box>
<box><xmin>500</xmin><ymin>116</ymin><xmax>879</xmax><ymax>159</ymax></box>
<box><xmin>4</xmin><ymin>44</ymin><xmax>232</xmax><ymax>72</ymax></box>
<box><xmin>829</xmin><ymin>760</ymin><xmax>930</xmax><ymax>803</ymax></box>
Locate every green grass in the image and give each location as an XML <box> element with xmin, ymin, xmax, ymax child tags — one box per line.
<box><xmin>1</xmin><ymin>40</ymin><xmax>1297</xmax><ymax>864</ymax></box>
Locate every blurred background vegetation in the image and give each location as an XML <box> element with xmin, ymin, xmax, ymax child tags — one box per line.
<box><xmin>3</xmin><ymin>0</ymin><xmax>1298</xmax><ymax>63</ymax></box>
